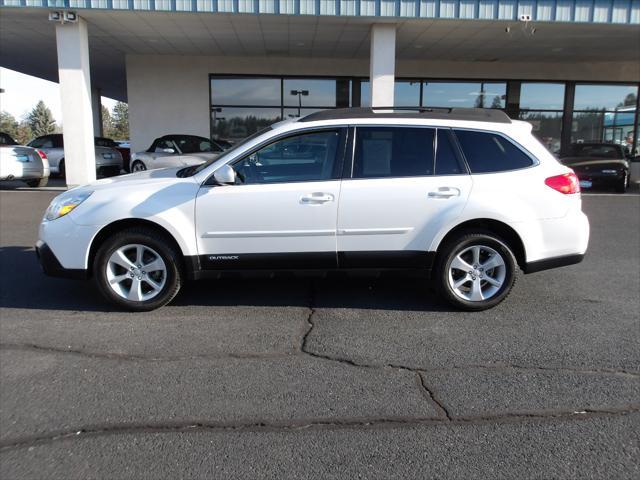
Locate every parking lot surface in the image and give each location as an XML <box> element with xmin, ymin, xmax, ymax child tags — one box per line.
<box><xmin>0</xmin><ymin>187</ymin><xmax>638</xmax><ymax>479</ymax></box>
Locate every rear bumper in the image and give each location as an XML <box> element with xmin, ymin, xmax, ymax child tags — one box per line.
<box><xmin>35</xmin><ymin>240</ymin><xmax>88</xmax><ymax>280</ymax></box>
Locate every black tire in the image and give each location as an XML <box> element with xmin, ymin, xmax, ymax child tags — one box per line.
<box><xmin>434</xmin><ymin>231</ymin><xmax>518</xmax><ymax>311</ymax></box>
<box><xmin>25</xmin><ymin>177</ymin><xmax>48</xmax><ymax>188</ymax></box>
<box><xmin>615</xmin><ymin>172</ymin><xmax>628</xmax><ymax>193</ymax></box>
<box><xmin>93</xmin><ymin>227</ymin><xmax>182</xmax><ymax>311</ymax></box>
<box><xmin>131</xmin><ymin>161</ymin><xmax>147</xmax><ymax>172</ymax></box>
<box><xmin>58</xmin><ymin>159</ymin><xmax>65</xmax><ymax>179</ymax></box>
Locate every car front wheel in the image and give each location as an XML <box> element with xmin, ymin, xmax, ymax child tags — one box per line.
<box><xmin>94</xmin><ymin>228</ymin><xmax>182</xmax><ymax>311</ymax></box>
<box><xmin>615</xmin><ymin>172</ymin><xmax>628</xmax><ymax>193</ymax></box>
<box><xmin>434</xmin><ymin>232</ymin><xmax>518</xmax><ymax>311</ymax></box>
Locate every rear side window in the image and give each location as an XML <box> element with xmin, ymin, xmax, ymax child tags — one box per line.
<box><xmin>435</xmin><ymin>129</ymin><xmax>465</xmax><ymax>175</ymax></box>
<box><xmin>353</xmin><ymin>127</ymin><xmax>434</xmax><ymax>178</ymax></box>
<box><xmin>454</xmin><ymin>130</ymin><xmax>533</xmax><ymax>173</ymax></box>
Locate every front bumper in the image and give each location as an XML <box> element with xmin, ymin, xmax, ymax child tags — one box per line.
<box><xmin>35</xmin><ymin>240</ymin><xmax>87</xmax><ymax>279</ymax></box>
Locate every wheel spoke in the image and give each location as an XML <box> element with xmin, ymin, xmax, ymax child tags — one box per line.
<box><xmin>484</xmin><ymin>274</ymin><xmax>502</xmax><ymax>288</ymax></box>
<box><xmin>127</xmin><ymin>277</ymin><xmax>143</xmax><ymax>301</ymax></box>
<box><xmin>109</xmin><ymin>274</ymin><xmax>129</xmax><ymax>285</ymax></box>
<box><xmin>469</xmin><ymin>278</ymin><xmax>484</xmax><ymax>301</ymax></box>
<box><xmin>482</xmin><ymin>254</ymin><xmax>504</xmax><ymax>271</ymax></box>
<box><xmin>451</xmin><ymin>255</ymin><xmax>472</xmax><ymax>272</ymax></box>
<box><xmin>143</xmin><ymin>258</ymin><xmax>164</xmax><ymax>272</ymax></box>
<box><xmin>143</xmin><ymin>276</ymin><xmax>162</xmax><ymax>291</ymax></box>
<box><xmin>472</xmin><ymin>246</ymin><xmax>481</xmax><ymax>266</ymax></box>
<box><xmin>135</xmin><ymin>245</ymin><xmax>144</xmax><ymax>265</ymax></box>
<box><xmin>453</xmin><ymin>276</ymin><xmax>470</xmax><ymax>289</ymax></box>
<box><xmin>111</xmin><ymin>250</ymin><xmax>135</xmax><ymax>270</ymax></box>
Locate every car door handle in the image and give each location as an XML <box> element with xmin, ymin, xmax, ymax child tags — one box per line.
<box><xmin>428</xmin><ymin>187</ymin><xmax>461</xmax><ymax>199</ymax></box>
<box><xmin>300</xmin><ymin>192</ymin><xmax>334</xmax><ymax>204</ymax></box>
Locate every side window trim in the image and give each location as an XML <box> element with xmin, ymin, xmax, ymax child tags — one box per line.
<box><xmin>436</xmin><ymin>128</ymin><xmax>470</xmax><ymax>176</ymax></box>
<box><xmin>451</xmin><ymin>127</ymin><xmax>539</xmax><ymax>174</ymax></box>
<box><xmin>209</xmin><ymin>127</ymin><xmax>348</xmax><ymax>186</ymax></box>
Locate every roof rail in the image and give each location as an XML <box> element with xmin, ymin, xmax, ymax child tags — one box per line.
<box><xmin>298</xmin><ymin>107</ymin><xmax>512</xmax><ymax>124</ymax></box>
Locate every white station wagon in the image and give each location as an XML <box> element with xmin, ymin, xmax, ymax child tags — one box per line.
<box><xmin>36</xmin><ymin>108</ymin><xmax>589</xmax><ymax>311</ymax></box>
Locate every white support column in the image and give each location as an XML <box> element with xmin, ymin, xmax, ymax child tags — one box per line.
<box><xmin>92</xmin><ymin>87</ymin><xmax>103</xmax><ymax>137</ymax></box>
<box><xmin>55</xmin><ymin>17</ymin><xmax>96</xmax><ymax>187</ymax></box>
<box><xmin>369</xmin><ymin>24</ymin><xmax>396</xmax><ymax>108</ymax></box>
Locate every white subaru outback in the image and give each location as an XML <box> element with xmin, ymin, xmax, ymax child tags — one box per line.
<box><xmin>36</xmin><ymin>108</ymin><xmax>589</xmax><ymax>311</ymax></box>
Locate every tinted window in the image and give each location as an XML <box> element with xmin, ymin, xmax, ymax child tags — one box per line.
<box><xmin>173</xmin><ymin>136</ymin><xmax>222</xmax><ymax>154</ymax></box>
<box><xmin>233</xmin><ymin>130</ymin><xmax>341</xmax><ymax>185</ymax></box>
<box><xmin>0</xmin><ymin>133</ymin><xmax>17</xmax><ymax>145</ymax></box>
<box><xmin>95</xmin><ymin>137</ymin><xmax>117</xmax><ymax>148</ymax></box>
<box><xmin>155</xmin><ymin>139</ymin><xmax>175</xmax><ymax>152</ymax></box>
<box><xmin>435</xmin><ymin>130</ymin><xmax>465</xmax><ymax>175</ymax></box>
<box><xmin>30</xmin><ymin>137</ymin><xmax>54</xmax><ymax>149</ymax></box>
<box><xmin>353</xmin><ymin>127</ymin><xmax>434</xmax><ymax>178</ymax></box>
<box><xmin>454</xmin><ymin>130</ymin><xmax>533</xmax><ymax>173</ymax></box>
<box><xmin>566</xmin><ymin>144</ymin><xmax>624</xmax><ymax>159</ymax></box>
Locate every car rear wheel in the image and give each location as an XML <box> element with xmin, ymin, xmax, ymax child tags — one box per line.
<box><xmin>93</xmin><ymin>227</ymin><xmax>182</xmax><ymax>311</ymax></box>
<box><xmin>131</xmin><ymin>161</ymin><xmax>147</xmax><ymax>172</ymax></box>
<box><xmin>434</xmin><ymin>232</ymin><xmax>518</xmax><ymax>311</ymax></box>
<box><xmin>25</xmin><ymin>178</ymin><xmax>48</xmax><ymax>187</ymax></box>
<box><xmin>615</xmin><ymin>172</ymin><xmax>629</xmax><ymax>193</ymax></box>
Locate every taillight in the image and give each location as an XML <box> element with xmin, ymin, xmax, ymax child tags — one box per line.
<box><xmin>545</xmin><ymin>172</ymin><xmax>580</xmax><ymax>194</ymax></box>
<box><xmin>36</xmin><ymin>149</ymin><xmax>47</xmax><ymax>160</ymax></box>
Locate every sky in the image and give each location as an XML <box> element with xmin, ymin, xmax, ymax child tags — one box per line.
<box><xmin>0</xmin><ymin>67</ymin><xmax>118</xmax><ymax>124</ymax></box>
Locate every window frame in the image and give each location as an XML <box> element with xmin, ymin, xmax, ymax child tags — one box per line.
<box><xmin>451</xmin><ymin>128</ymin><xmax>540</xmax><ymax>175</ymax></box>
<box><xmin>206</xmin><ymin>126</ymin><xmax>349</xmax><ymax>187</ymax></box>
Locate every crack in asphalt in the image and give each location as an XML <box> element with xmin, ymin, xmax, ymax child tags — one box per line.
<box><xmin>1</xmin><ymin>408</ymin><xmax>638</xmax><ymax>451</ymax></box>
<box><xmin>2</xmin><ymin>281</ymin><xmax>639</xmax><ymax>450</ymax></box>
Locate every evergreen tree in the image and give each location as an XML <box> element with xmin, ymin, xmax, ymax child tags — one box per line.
<box><xmin>14</xmin><ymin>122</ymin><xmax>34</xmax><ymax>145</ymax></box>
<box><xmin>27</xmin><ymin>100</ymin><xmax>56</xmax><ymax>137</ymax></box>
<box><xmin>490</xmin><ymin>96</ymin><xmax>503</xmax><ymax>109</ymax></box>
<box><xmin>101</xmin><ymin>105</ymin><xmax>114</xmax><ymax>138</ymax></box>
<box><xmin>111</xmin><ymin>102</ymin><xmax>129</xmax><ymax>139</ymax></box>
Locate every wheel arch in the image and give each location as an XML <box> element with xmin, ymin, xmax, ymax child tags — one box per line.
<box><xmin>433</xmin><ymin>218</ymin><xmax>527</xmax><ymax>270</ymax></box>
<box><xmin>86</xmin><ymin>218</ymin><xmax>185</xmax><ymax>277</ymax></box>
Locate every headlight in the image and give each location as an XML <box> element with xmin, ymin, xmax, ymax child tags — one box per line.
<box><xmin>44</xmin><ymin>189</ymin><xmax>93</xmax><ymax>221</ymax></box>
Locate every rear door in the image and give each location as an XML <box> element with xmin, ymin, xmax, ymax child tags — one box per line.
<box><xmin>336</xmin><ymin>126</ymin><xmax>472</xmax><ymax>268</ymax></box>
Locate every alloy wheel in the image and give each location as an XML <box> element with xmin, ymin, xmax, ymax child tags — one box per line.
<box><xmin>448</xmin><ymin>244</ymin><xmax>506</xmax><ymax>302</ymax></box>
<box><xmin>106</xmin><ymin>244</ymin><xmax>167</xmax><ymax>301</ymax></box>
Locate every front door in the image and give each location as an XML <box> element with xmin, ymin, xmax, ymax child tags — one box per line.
<box><xmin>336</xmin><ymin>126</ymin><xmax>472</xmax><ymax>268</ymax></box>
<box><xmin>195</xmin><ymin>128</ymin><xmax>346</xmax><ymax>270</ymax></box>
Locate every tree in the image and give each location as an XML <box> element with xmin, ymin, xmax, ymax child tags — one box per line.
<box><xmin>26</xmin><ymin>100</ymin><xmax>56</xmax><ymax>137</ymax></box>
<box><xmin>490</xmin><ymin>96</ymin><xmax>503</xmax><ymax>109</ymax></box>
<box><xmin>101</xmin><ymin>105</ymin><xmax>114</xmax><ymax>138</ymax></box>
<box><xmin>0</xmin><ymin>111</ymin><xmax>32</xmax><ymax>144</ymax></box>
<box><xmin>111</xmin><ymin>102</ymin><xmax>129</xmax><ymax>140</ymax></box>
<box><xmin>0</xmin><ymin>111</ymin><xmax>19</xmax><ymax>138</ymax></box>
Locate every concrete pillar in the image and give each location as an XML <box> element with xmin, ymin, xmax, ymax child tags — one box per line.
<box><xmin>55</xmin><ymin>17</ymin><xmax>96</xmax><ymax>187</ymax></box>
<box><xmin>92</xmin><ymin>87</ymin><xmax>103</xmax><ymax>137</ymax></box>
<box><xmin>369</xmin><ymin>24</ymin><xmax>396</xmax><ymax>108</ymax></box>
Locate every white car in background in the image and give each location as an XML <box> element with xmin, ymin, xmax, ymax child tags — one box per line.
<box><xmin>37</xmin><ymin>108</ymin><xmax>589</xmax><ymax>312</ymax></box>
<box><xmin>130</xmin><ymin>135</ymin><xmax>224</xmax><ymax>172</ymax></box>
<box><xmin>0</xmin><ymin>132</ymin><xmax>50</xmax><ymax>187</ymax></box>
<box><xmin>28</xmin><ymin>134</ymin><xmax>123</xmax><ymax>179</ymax></box>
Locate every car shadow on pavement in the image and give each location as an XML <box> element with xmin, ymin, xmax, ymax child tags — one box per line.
<box><xmin>0</xmin><ymin>246</ymin><xmax>452</xmax><ymax>312</ymax></box>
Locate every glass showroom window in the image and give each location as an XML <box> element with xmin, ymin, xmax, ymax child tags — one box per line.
<box><xmin>360</xmin><ymin>80</ymin><xmax>421</xmax><ymax>107</ymax></box>
<box><xmin>210</xmin><ymin>77</ymin><xmax>283</xmax><ymax>140</ymax></box>
<box><xmin>572</xmin><ymin>84</ymin><xmax>639</xmax><ymax>154</ymax></box>
<box><xmin>518</xmin><ymin>83</ymin><xmax>565</xmax><ymax>155</ymax></box>
<box><xmin>422</xmin><ymin>82</ymin><xmax>506</xmax><ymax>109</ymax></box>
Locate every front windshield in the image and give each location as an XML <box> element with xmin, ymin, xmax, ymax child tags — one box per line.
<box><xmin>177</xmin><ymin>127</ymin><xmax>272</xmax><ymax>177</ymax></box>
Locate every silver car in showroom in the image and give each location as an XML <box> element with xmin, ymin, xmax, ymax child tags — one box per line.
<box><xmin>28</xmin><ymin>134</ymin><xmax>123</xmax><ymax>179</ymax></box>
<box><xmin>0</xmin><ymin>132</ymin><xmax>50</xmax><ymax>187</ymax></box>
<box><xmin>130</xmin><ymin>134</ymin><xmax>223</xmax><ymax>172</ymax></box>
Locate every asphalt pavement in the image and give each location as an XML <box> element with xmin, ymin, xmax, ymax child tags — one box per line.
<box><xmin>0</xmin><ymin>185</ymin><xmax>638</xmax><ymax>479</ymax></box>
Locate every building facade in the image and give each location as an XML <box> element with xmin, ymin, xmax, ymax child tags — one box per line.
<box><xmin>1</xmin><ymin>0</ymin><xmax>639</xmax><ymax>185</ymax></box>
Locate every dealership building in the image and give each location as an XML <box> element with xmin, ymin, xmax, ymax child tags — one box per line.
<box><xmin>0</xmin><ymin>0</ymin><xmax>639</xmax><ymax>185</ymax></box>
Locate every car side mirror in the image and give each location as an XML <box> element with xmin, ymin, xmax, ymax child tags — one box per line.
<box><xmin>212</xmin><ymin>164</ymin><xmax>236</xmax><ymax>185</ymax></box>
<box><xmin>162</xmin><ymin>148</ymin><xmax>175</xmax><ymax>154</ymax></box>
